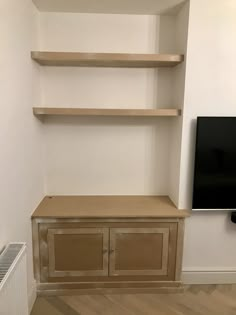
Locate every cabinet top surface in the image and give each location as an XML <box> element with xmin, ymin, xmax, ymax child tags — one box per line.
<box><xmin>32</xmin><ymin>195</ymin><xmax>189</xmax><ymax>219</ymax></box>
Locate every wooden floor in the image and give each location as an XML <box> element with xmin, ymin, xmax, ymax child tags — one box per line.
<box><xmin>31</xmin><ymin>285</ymin><xmax>236</xmax><ymax>315</ymax></box>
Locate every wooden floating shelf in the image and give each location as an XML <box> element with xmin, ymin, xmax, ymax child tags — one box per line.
<box><xmin>32</xmin><ymin>195</ymin><xmax>189</xmax><ymax>218</ymax></box>
<box><xmin>33</xmin><ymin>107</ymin><xmax>182</xmax><ymax>117</ymax></box>
<box><xmin>31</xmin><ymin>51</ymin><xmax>184</xmax><ymax>68</ymax></box>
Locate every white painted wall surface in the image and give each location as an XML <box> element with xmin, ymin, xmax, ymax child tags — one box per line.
<box><xmin>180</xmin><ymin>0</ymin><xmax>236</xmax><ymax>273</ymax></box>
<box><xmin>164</xmin><ymin>2</ymin><xmax>189</xmax><ymax>206</ymax></box>
<box><xmin>39</xmin><ymin>13</ymin><xmax>181</xmax><ymax>195</ymax></box>
<box><xmin>0</xmin><ymin>0</ymin><xmax>44</xmax><ymax>307</ymax></box>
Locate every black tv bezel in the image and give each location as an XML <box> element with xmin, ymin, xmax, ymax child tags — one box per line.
<box><xmin>192</xmin><ymin>116</ymin><xmax>236</xmax><ymax>211</ymax></box>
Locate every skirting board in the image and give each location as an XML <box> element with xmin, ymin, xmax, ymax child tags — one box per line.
<box><xmin>28</xmin><ymin>280</ymin><xmax>37</xmax><ymax>313</ymax></box>
<box><xmin>182</xmin><ymin>268</ymin><xmax>236</xmax><ymax>284</ymax></box>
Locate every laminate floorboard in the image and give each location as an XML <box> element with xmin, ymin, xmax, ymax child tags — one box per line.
<box><xmin>31</xmin><ymin>285</ymin><xmax>236</xmax><ymax>315</ymax></box>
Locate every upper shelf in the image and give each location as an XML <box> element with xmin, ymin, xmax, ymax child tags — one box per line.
<box><xmin>33</xmin><ymin>107</ymin><xmax>181</xmax><ymax>117</ymax></box>
<box><xmin>31</xmin><ymin>51</ymin><xmax>184</xmax><ymax>68</ymax></box>
<box><xmin>32</xmin><ymin>0</ymin><xmax>186</xmax><ymax>15</ymax></box>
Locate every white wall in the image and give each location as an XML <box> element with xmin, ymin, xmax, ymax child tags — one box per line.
<box><xmin>0</xmin><ymin>0</ymin><xmax>44</xmax><ymax>307</ymax></box>
<box><xmin>39</xmin><ymin>13</ymin><xmax>184</xmax><ymax>196</ymax></box>
<box><xmin>180</xmin><ymin>0</ymin><xmax>236</xmax><ymax>274</ymax></box>
<box><xmin>161</xmin><ymin>2</ymin><xmax>189</xmax><ymax>206</ymax></box>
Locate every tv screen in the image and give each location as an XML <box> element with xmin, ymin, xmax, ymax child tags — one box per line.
<box><xmin>192</xmin><ymin>117</ymin><xmax>236</xmax><ymax>210</ymax></box>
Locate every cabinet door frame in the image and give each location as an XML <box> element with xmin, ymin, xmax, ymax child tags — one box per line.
<box><xmin>47</xmin><ymin>227</ymin><xmax>109</xmax><ymax>277</ymax></box>
<box><xmin>109</xmin><ymin>227</ymin><xmax>169</xmax><ymax>276</ymax></box>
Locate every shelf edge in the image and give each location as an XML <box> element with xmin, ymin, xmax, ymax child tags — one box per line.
<box><xmin>31</xmin><ymin>51</ymin><xmax>184</xmax><ymax>67</ymax></box>
<box><xmin>33</xmin><ymin>107</ymin><xmax>182</xmax><ymax>117</ymax></box>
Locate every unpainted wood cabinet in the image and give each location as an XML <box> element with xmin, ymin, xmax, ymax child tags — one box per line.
<box><xmin>34</xmin><ymin>220</ymin><xmax>182</xmax><ymax>290</ymax></box>
<box><xmin>32</xmin><ymin>195</ymin><xmax>188</xmax><ymax>294</ymax></box>
<box><xmin>46</xmin><ymin>226</ymin><xmax>173</xmax><ymax>279</ymax></box>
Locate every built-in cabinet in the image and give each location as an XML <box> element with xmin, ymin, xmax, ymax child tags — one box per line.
<box><xmin>32</xmin><ymin>196</ymin><xmax>189</xmax><ymax>295</ymax></box>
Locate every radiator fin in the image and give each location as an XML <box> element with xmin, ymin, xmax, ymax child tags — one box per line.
<box><xmin>0</xmin><ymin>243</ymin><xmax>28</xmax><ymax>315</ymax></box>
<box><xmin>0</xmin><ymin>244</ymin><xmax>24</xmax><ymax>287</ymax></box>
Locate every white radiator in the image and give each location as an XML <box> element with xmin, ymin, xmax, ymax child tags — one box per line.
<box><xmin>0</xmin><ymin>243</ymin><xmax>28</xmax><ymax>315</ymax></box>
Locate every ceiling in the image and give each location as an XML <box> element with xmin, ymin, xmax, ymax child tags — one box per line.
<box><xmin>32</xmin><ymin>0</ymin><xmax>186</xmax><ymax>15</ymax></box>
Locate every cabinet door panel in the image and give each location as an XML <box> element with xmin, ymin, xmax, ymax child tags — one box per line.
<box><xmin>109</xmin><ymin>227</ymin><xmax>171</xmax><ymax>276</ymax></box>
<box><xmin>48</xmin><ymin>228</ymin><xmax>109</xmax><ymax>277</ymax></box>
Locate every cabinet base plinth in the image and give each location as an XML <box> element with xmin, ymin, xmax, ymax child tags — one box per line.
<box><xmin>37</xmin><ymin>282</ymin><xmax>184</xmax><ymax>296</ymax></box>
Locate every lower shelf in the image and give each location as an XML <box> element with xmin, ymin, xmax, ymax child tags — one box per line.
<box><xmin>33</xmin><ymin>107</ymin><xmax>182</xmax><ymax>117</ymax></box>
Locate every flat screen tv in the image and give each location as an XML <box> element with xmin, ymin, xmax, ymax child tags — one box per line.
<box><xmin>192</xmin><ymin>117</ymin><xmax>236</xmax><ymax>210</ymax></box>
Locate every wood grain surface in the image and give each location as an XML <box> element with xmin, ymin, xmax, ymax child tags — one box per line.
<box><xmin>32</xmin><ymin>196</ymin><xmax>189</xmax><ymax>218</ymax></box>
<box><xmin>33</xmin><ymin>107</ymin><xmax>181</xmax><ymax>117</ymax></box>
<box><xmin>31</xmin><ymin>285</ymin><xmax>236</xmax><ymax>315</ymax></box>
<box><xmin>31</xmin><ymin>51</ymin><xmax>184</xmax><ymax>67</ymax></box>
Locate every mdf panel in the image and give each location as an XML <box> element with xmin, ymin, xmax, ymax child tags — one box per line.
<box><xmin>109</xmin><ymin>227</ymin><xmax>172</xmax><ymax>277</ymax></box>
<box><xmin>36</xmin><ymin>220</ymin><xmax>179</xmax><ymax>284</ymax></box>
<box><xmin>47</xmin><ymin>228</ymin><xmax>109</xmax><ymax>277</ymax></box>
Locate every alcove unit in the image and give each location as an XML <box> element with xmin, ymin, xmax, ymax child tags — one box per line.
<box><xmin>31</xmin><ymin>0</ymin><xmax>190</xmax><ymax>295</ymax></box>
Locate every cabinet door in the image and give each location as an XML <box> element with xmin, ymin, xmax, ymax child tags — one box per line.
<box><xmin>109</xmin><ymin>227</ymin><xmax>170</xmax><ymax>276</ymax></box>
<box><xmin>47</xmin><ymin>228</ymin><xmax>109</xmax><ymax>277</ymax></box>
